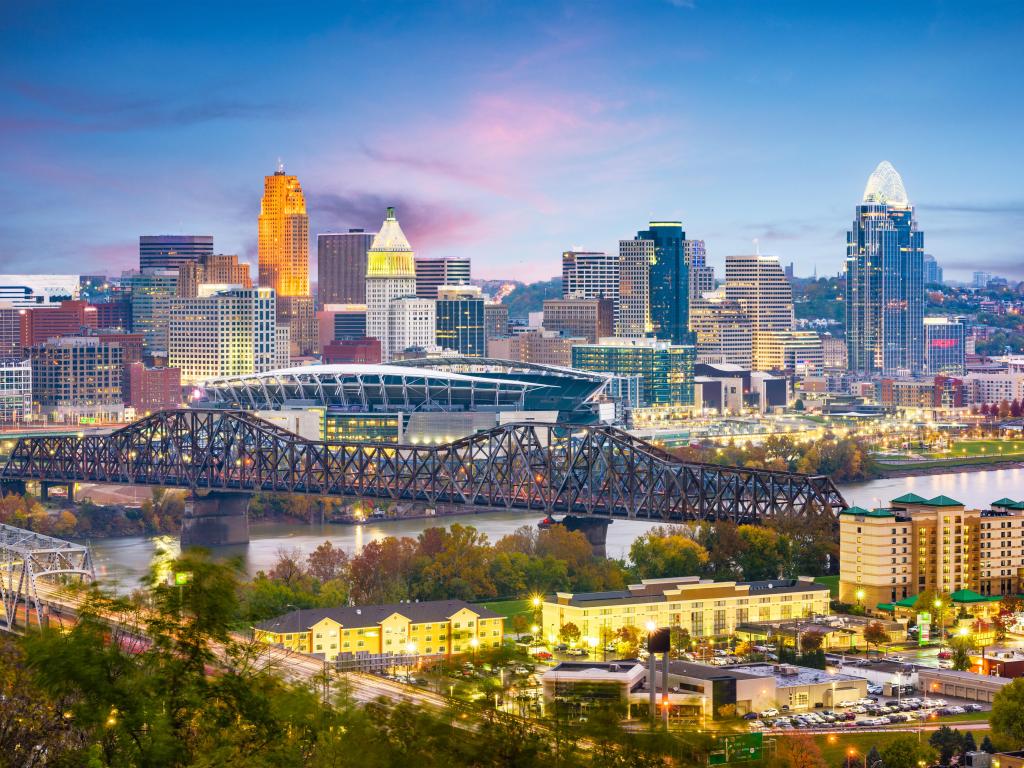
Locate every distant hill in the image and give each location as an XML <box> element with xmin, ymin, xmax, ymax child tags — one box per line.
<box><xmin>502</xmin><ymin>278</ymin><xmax>563</xmax><ymax>320</ymax></box>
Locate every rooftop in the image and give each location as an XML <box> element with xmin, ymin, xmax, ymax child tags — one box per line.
<box><xmin>553</xmin><ymin>577</ymin><xmax>827</xmax><ymax>608</ymax></box>
<box><xmin>737</xmin><ymin>663</ymin><xmax>866</xmax><ymax>688</ymax></box>
<box><xmin>255</xmin><ymin>599</ymin><xmax>501</xmax><ymax>634</ymax></box>
<box><xmin>863</xmin><ymin>161</ymin><xmax>909</xmax><ymax>207</ymax></box>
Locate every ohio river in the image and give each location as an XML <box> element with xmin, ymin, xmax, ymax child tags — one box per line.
<box><xmin>85</xmin><ymin>466</ymin><xmax>1024</xmax><ymax>592</ymax></box>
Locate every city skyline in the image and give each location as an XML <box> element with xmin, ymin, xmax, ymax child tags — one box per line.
<box><xmin>2</xmin><ymin>2</ymin><xmax>1022</xmax><ymax>282</ymax></box>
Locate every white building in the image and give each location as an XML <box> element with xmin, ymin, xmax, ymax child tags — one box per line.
<box><xmin>964</xmin><ymin>372</ymin><xmax>1024</xmax><ymax>405</ymax></box>
<box><xmin>616</xmin><ymin>239</ymin><xmax>653</xmax><ymax>337</ymax></box>
<box><xmin>724</xmin><ymin>255</ymin><xmax>795</xmax><ymax>371</ymax></box>
<box><xmin>0</xmin><ymin>275</ymin><xmax>80</xmax><ymax>308</ymax></box>
<box><xmin>387</xmin><ymin>297</ymin><xmax>436</xmax><ymax>357</ymax></box>
<box><xmin>365</xmin><ymin>208</ymin><xmax>421</xmax><ymax>362</ymax></box>
<box><xmin>168</xmin><ymin>287</ymin><xmax>284</xmax><ymax>385</ymax></box>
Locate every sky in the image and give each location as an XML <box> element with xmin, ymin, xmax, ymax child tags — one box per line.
<box><xmin>2</xmin><ymin>0</ymin><xmax>1023</xmax><ymax>284</ymax></box>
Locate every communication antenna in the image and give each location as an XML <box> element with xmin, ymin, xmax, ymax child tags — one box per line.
<box><xmin>753</xmin><ymin>238</ymin><xmax>760</xmax><ymax>255</ymax></box>
<box><xmin>276</xmin><ymin>157</ymin><xmax>285</xmax><ymax>173</ymax></box>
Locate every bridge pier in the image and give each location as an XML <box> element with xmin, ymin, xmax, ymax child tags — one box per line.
<box><xmin>561</xmin><ymin>516</ymin><xmax>611</xmax><ymax>558</ymax></box>
<box><xmin>40</xmin><ymin>481</ymin><xmax>74</xmax><ymax>503</ymax></box>
<box><xmin>180</xmin><ymin>491</ymin><xmax>250</xmax><ymax>547</ymax></box>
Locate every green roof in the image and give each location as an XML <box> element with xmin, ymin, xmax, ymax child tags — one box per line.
<box><xmin>877</xmin><ymin>603</ymin><xmax>896</xmax><ymax>612</ymax></box>
<box><xmin>894</xmin><ymin>595</ymin><xmax>919</xmax><ymax>608</ymax></box>
<box><xmin>840</xmin><ymin>506</ymin><xmax>894</xmax><ymax>518</ymax></box>
<box><xmin>925</xmin><ymin>495</ymin><xmax>963</xmax><ymax>507</ymax></box>
<box><xmin>992</xmin><ymin>498</ymin><xmax>1018</xmax><ymax>507</ymax></box>
<box><xmin>891</xmin><ymin>493</ymin><xmax>929</xmax><ymax>504</ymax></box>
<box><xmin>949</xmin><ymin>589</ymin><xmax>989</xmax><ymax>603</ymax></box>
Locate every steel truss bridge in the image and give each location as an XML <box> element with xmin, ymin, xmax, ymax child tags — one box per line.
<box><xmin>1</xmin><ymin>523</ymin><xmax>95</xmax><ymax>632</ymax></box>
<box><xmin>0</xmin><ymin>409</ymin><xmax>847</xmax><ymax>523</ymax></box>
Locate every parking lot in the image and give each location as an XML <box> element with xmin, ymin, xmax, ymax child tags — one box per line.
<box><xmin>757</xmin><ymin>693</ymin><xmax>988</xmax><ymax>731</ymax></box>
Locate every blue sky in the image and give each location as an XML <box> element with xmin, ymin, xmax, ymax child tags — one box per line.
<box><xmin>1</xmin><ymin>0</ymin><xmax>1022</xmax><ymax>283</ymax></box>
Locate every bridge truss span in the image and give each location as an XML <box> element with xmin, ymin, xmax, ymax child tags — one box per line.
<box><xmin>0</xmin><ymin>409</ymin><xmax>847</xmax><ymax>523</ymax></box>
<box><xmin>0</xmin><ymin>523</ymin><xmax>95</xmax><ymax>632</ymax></box>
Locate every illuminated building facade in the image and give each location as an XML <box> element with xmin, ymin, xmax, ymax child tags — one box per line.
<box><xmin>0</xmin><ymin>275</ymin><xmax>79</xmax><ymax>309</ymax></box>
<box><xmin>924</xmin><ymin>316</ymin><xmax>966</xmax><ymax>376</ymax></box>
<box><xmin>167</xmin><ymin>287</ymin><xmax>285</xmax><ymax>385</ymax></box>
<box><xmin>122</xmin><ymin>270</ymin><xmax>179</xmax><ymax>354</ymax></box>
<box><xmin>616</xmin><ymin>239</ymin><xmax>652</xmax><ymax>337</ymax></box>
<box><xmin>541</xmin><ymin>298</ymin><xmax>614</xmax><ymax>343</ymax></box>
<box><xmin>30</xmin><ymin>336</ymin><xmax>124</xmax><ymax>421</ymax></box>
<box><xmin>845</xmin><ymin>161</ymin><xmax>925</xmax><ymax>375</ymax></box>
<box><xmin>572</xmin><ymin>337</ymin><xmax>695</xmax><ymax>408</ymax></box>
<box><xmin>724</xmin><ymin>254</ymin><xmax>795</xmax><ymax>371</ymax></box>
<box><xmin>177</xmin><ymin>254</ymin><xmax>252</xmax><ymax>298</ymax></box>
<box><xmin>435</xmin><ymin>285</ymin><xmax>484</xmax><ymax>356</ymax></box>
<box><xmin>365</xmin><ymin>207</ymin><xmax>426</xmax><ymax>362</ymax></box>
<box><xmin>562</xmin><ymin>251</ymin><xmax>619</xmax><ymax>323</ymax></box>
<box><xmin>415</xmin><ymin>257</ymin><xmax>471</xmax><ymax>300</ymax></box>
<box><xmin>0</xmin><ymin>360</ymin><xmax>31</xmax><ymax>424</ymax></box>
<box><xmin>636</xmin><ymin>221</ymin><xmax>690</xmax><ymax>344</ymax></box>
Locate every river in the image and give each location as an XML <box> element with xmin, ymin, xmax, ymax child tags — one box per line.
<box><xmin>85</xmin><ymin>466</ymin><xmax>1024</xmax><ymax>592</ymax></box>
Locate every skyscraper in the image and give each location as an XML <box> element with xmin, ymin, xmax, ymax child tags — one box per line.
<box><xmin>258</xmin><ymin>166</ymin><xmax>314</xmax><ymax>355</ymax></box>
<box><xmin>139</xmin><ymin>235</ymin><xmax>213</xmax><ymax>272</ymax></box>
<box><xmin>436</xmin><ymin>285</ymin><xmax>485</xmax><ymax>356</ymax></box>
<box><xmin>721</xmin><ymin>255</ymin><xmax>795</xmax><ymax>371</ymax></box>
<box><xmin>616</xmin><ymin>239</ymin><xmax>652</xmax><ymax>337</ymax></box>
<box><xmin>562</xmin><ymin>251</ymin><xmax>620</xmax><ymax>303</ymax></box>
<box><xmin>923</xmin><ymin>254</ymin><xmax>944</xmax><ymax>286</ymax></box>
<box><xmin>845</xmin><ymin>161</ymin><xmax>925</xmax><ymax>374</ymax></box>
<box><xmin>415</xmin><ymin>257</ymin><xmax>471</xmax><ymax>299</ymax></box>
<box><xmin>684</xmin><ymin>239</ymin><xmax>715</xmax><ymax>312</ymax></box>
<box><xmin>318</xmin><ymin>230</ymin><xmax>375</xmax><ymax>306</ymax></box>
<box><xmin>635</xmin><ymin>221</ymin><xmax>690</xmax><ymax>344</ymax></box>
<box><xmin>365</xmin><ymin>207</ymin><xmax>435</xmax><ymax>361</ymax></box>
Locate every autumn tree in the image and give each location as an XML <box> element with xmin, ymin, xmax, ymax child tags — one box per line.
<box><xmin>629</xmin><ymin>526</ymin><xmax>709</xmax><ymax>579</ymax></box>
<box><xmin>991</xmin><ymin>678</ymin><xmax>1024</xmax><ymax>747</ymax></box>
<box><xmin>863</xmin><ymin>621</ymin><xmax>889</xmax><ymax>652</ymax></box>
<box><xmin>770</xmin><ymin>734</ymin><xmax>827</xmax><ymax>768</ymax></box>
<box><xmin>880</xmin><ymin>734</ymin><xmax>935</xmax><ymax>768</ymax></box>
<box><xmin>559</xmin><ymin>622</ymin><xmax>581</xmax><ymax>644</ymax></box>
<box><xmin>799</xmin><ymin>629</ymin><xmax>825</xmax><ymax>654</ymax></box>
<box><xmin>305</xmin><ymin>541</ymin><xmax>348</xmax><ymax>583</ymax></box>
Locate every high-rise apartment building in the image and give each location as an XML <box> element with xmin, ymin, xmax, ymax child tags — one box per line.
<box><xmin>258</xmin><ymin>166</ymin><xmax>314</xmax><ymax>355</ymax></box>
<box><xmin>177</xmin><ymin>254</ymin><xmax>252</xmax><ymax>298</ymax></box>
<box><xmin>636</xmin><ymin>222</ymin><xmax>690</xmax><ymax>344</ymax></box>
<box><xmin>122</xmin><ymin>270</ymin><xmax>179</xmax><ymax>354</ymax></box>
<box><xmin>483</xmin><ymin>303</ymin><xmax>509</xmax><ymax>355</ymax></box>
<box><xmin>30</xmin><ymin>336</ymin><xmax>124</xmax><ymax>421</ymax></box>
<box><xmin>317</xmin><ymin>230</ymin><xmax>375</xmax><ymax>306</ymax></box>
<box><xmin>821</xmin><ymin>333</ymin><xmax>848</xmax><ymax>370</ymax></box>
<box><xmin>689</xmin><ymin>293</ymin><xmax>753</xmax><ymax>369</ymax></box>
<box><xmin>616</xmin><ymin>240</ymin><xmax>652</xmax><ymax>337</ymax></box>
<box><xmin>365</xmin><ymin>208</ymin><xmax>435</xmax><ymax>362</ymax></box>
<box><xmin>415</xmin><ymin>257</ymin><xmax>471</xmax><ymax>300</ymax></box>
<box><xmin>724</xmin><ymin>255</ymin><xmax>795</xmax><ymax>371</ymax></box>
<box><xmin>139</xmin><ymin>235</ymin><xmax>213</xmax><ymax>272</ymax></box>
<box><xmin>923</xmin><ymin>254</ymin><xmax>943</xmax><ymax>286</ymax></box>
<box><xmin>0</xmin><ymin>304</ymin><xmax>21</xmax><ymax>362</ymax></box>
<box><xmin>924</xmin><ymin>316</ymin><xmax>966</xmax><ymax>376</ymax></box>
<box><xmin>19</xmin><ymin>300</ymin><xmax>99</xmax><ymax>348</ymax></box>
<box><xmin>168</xmin><ymin>287</ymin><xmax>285</xmax><ymax>385</ymax></box>
<box><xmin>972</xmin><ymin>271</ymin><xmax>993</xmax><ymax>290</ymax></box>
<box><xmin>684</xmin><ymin>239</ymin><xmax>715</xmax><ymax>311</ymax></box>
<box><xmin>436</xmin><ymin>285</ymin><xmax>485</xmax><ymax>356</ymax></box>
<box><xmin>845</xmin><ymin>161</ymin><xmax>925</xmax><ymax>375</ymax></box>
<box><xmin>562</xmin><ymin>251</ymin><xmax>619</xmax><ymax>306</ymax></box>
<box><xmin>541</xmin><ymin>298</ymin><xmax>614</xmax><ymax>343</ymax></box>
<box><xmin>0</xmin><ymin>360</ymin><xmax>31</xmax><ymax>424</ymax></box>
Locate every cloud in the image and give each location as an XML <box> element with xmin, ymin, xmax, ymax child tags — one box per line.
<box><xmin>918</xmin><ymin>201</ymin><xmax>1024</xmax><ymax>216</ymax></box>
<box><xmin>0</xmin><ymin>79</ymin><xmax>285</xmax><ymax>134</ymax></box>
<box><xmin>308</xmin><ymin>190</ymin><xmax>483</xmax><ymax>249</ymax></box>
<box><xmin>666</xmin><ymin>0</ymin><xmax>696</xmax><ymax>7</ymax></box>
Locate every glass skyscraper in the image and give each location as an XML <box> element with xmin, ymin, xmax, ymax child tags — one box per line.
<box><xmin>571</xmin><ymin>338</ymin><xmax>695</xmax><ymax>408</ymax></box>
<box><xmin>845</xmin><ymin>161</ymin><xmax>925</xmax><ymax>375</ymax></box>
<box><xmin>635</xmin><ymin>222</ymin><xmax>690</xmax><ymax>344</ymax></box>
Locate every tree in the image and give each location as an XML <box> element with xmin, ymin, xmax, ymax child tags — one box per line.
<box><xmin>799</xmin><ymin>629</ymin><xmax>825</xmax><ymax>654</ymax></box>
<box><xmin>992</xmin><ymin>678</ymin><xmax>1024</xmax><ymax>747</ymax></box>
<box><xmin>305</xmin><ymin>541</ymin><xmax>348</xmax><ymax>583</ymax></box>
<box><xmin>266</xmin><ymin>546</ymin><xmax>308</xmax><ymax>587</ymax></box>
<box><xmin>510</xmin><ymin>613</ymin><xmax>530</xmax><ymax>639</ymax></box>
<box><xmin>865</xmin><ymin>745</ymin><xmax>882</xmax><ymax>768</ymax></box>
<box><xmin>929</xmin><ymin>726</ymin><xmax>965</xmax><ymax>764</ymax></box>
<box><xmin>981</xmin><ymin>735</ymin><xmax>996</xmax><ymax>754</ymax></box>
<box><xmin>880</xmin><ymin>734</ymin><xmax>935</xmax><ymax>768</ymax></box>
<box><xmin>670</xmin><ymin>625</ymin><xmax>692</xmax><ymax>654</ymax></box>
<box><xmin>628</xmin><ymin>527</ymin><xmax>708</xmax><ymax>580</ymax></box>
<box><xmin>863</xmin><ymin>621</ymin><xmax>889</xmax><ymax>652</ymax></box>
<box><xmin>963</xmin><ymin>732</ymin><xmax>977</xmax><ymax>753</ymax></box>
<box><xmin>559</xmin><ymin>622</ymin><xmax>581</xmax><ymax>645</ymax></box>
<box><xmin>949</xmin><ymin>633</ymin><xmax>975</xmax><ymax>671</ymax></box>
<box><xmin>772</xmin><ymin>734</ymin><xmax>827</xmax><ymax>768</ymax></box>
<box><xmin>614</xmin><ymin>625</ymin><xmax>642</xmax><ymax>657</ymax></box>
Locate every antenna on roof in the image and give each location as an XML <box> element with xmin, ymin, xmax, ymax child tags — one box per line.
<box><xmin>276</xmin><ymin>157</ymin><xmax>285</xmax><ymax>174</ymax></box>
<box><xmin>753</xmin><ymin>238</ymin><xmax>760</xmax><ymax>256</ymax></box>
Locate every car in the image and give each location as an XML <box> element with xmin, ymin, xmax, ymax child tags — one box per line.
<box><xmin>867</xmin><ymin>685</ymin><xmax>883</xmax><ymax>695</ymax></box>
<box><xmin>947</xmin><ymin>706</ymin><xmax>966</xmax><ymax>715</ymax></box>
<box><xmin>938</xmin><ymin>660</ymin><xmax>953</xmax><ymax>669</ymax></box>
<box><xmin>566</xmin><ymin>647</ymin><xmax>588</xmax><ymax>657</ymax></box>
<box><xmin>761</xmin><ymin>708</ymin><xmax>780</xmax><ymax>718</ymax></box>
<box><xmin>851</xmin><ymin>706</ymin><xmax>867</xmax><ymax>714</ymax></box>
<box><xmin>938</xmin><ymin>650</ymin><xmax>952</xmax><ymax>660</ymax></box>
<box><xmin>964</xmin><ymin>703</ymin><xmax>983</xmax><ymax>712</ymax></box>
<box><xmin>533</xmin><ymin>651</ymin><xmax>552</xmax><ymax>660</ymax></box>
<box><xmin>742</xmin><ymin>712</ymin><xmax>760</xmax><ymax>720</ymax></box>
<box><xmin>513</xmin><ymin>666</ymin><xmax>530</xmax><ymax>675</ymax></box>
<box><xmin>856</xmin><ymin>697</ymin><xmax>876</xmax><ymax>705</ymax></box>
<box><xmin>554</xmin><ymin>643</ymin><xmax>568</xmax><ymax>651</ymax></box>
<box><xmin>889</xmin><ymin>714</ymin><xmax>909</xmax><ymax>723</ymax></box>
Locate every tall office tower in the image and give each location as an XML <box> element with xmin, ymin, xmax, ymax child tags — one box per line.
<box><xmin>316</xmin><ymin>304</ymin><xmax>368</xmax><ymax>351</ymax></box>
<box><xmin>845</xmin><ymin>161</ymin><xmax>925</xmax><ymax>375</ymax></box>
<box><xmin>0</xmin><ymin>360</ymin><xmax>31</xmax><ymax>424</ymax></box>
<box><xmin>177</xmin><ymin>254</ymin><xmax>252</xmax><ymax>298</ymax></box>
<box><xmin>616</xmin><ymin>239</ymin><xmax>653</xmax><ymax>337</ymax></box>
<box><xmin>365</xmin><ymin>207</ymin><xmax>421</xmax><ymax>362</ymax></box>
<box><xmin>483</xmin><ymin>303</ymin><xmax>509</xmax><ymax>346</ymax></box>
<box><xmin>30</xmin><ymin>336</ymin><xmax>124</xmax><ymax>421</ymax></box>
<box><xmin>689</xmin><ymin>293</ymin><xmax>753</xmax><ymax>369</ymax></box>
<box><xmin>724</xmin><ymin>254</ymin><xmax>794</xmax><ymax>371</ymax></box>
<box><xmin>258</xmin><ymin>166</ymin><xmax>314</xmax><ymax>354</ymax></box>
<box><xmin>415</xmin><ymin>257</ymin><xmax>471</xmax><ymax>299</ymax></box>
<box><xmin>972</xmin><ymin>271</ymin><xmax>992</xmax><ymax>290</ymax></box>
<box><xmin>318</xmin><ymin>230</ymin><xmax>375</xmax><ymax>306</ymax></box>
<box><xmin>683</xmin><ymin>239</ymin><xmax>715</xmax><ymax>311</ymax></box>
<box><xmin>168</xmin><ymin>287</ymin><xmax>285</xmax><ymax>385</ymax></box>
<box><xmin>571</xmin><ymin>337</ymin><xmax>696</xmax><ymax>408</ymax></box>
<box><xmin>0</xmin><ymin>303</ymin><xmax>21</xmax><ymax>361</ymax></box>
<box><xmin>635</xmin><ymin>221</ymin><xmax>690</xmax><ymax>344</ymax></box>
<box><xmin>923</xmin><ymin>254</ymin><xmax>944</xmax><ymax>286</ymax></box>
<box><xmin>924</xmin><ymin>316</ymin><xmax>966</xmax><ymax>376</ymax></box>
<box><xmin>562</xmin><ymin>251</ymin><xmax>619</xmax><ymax>303</ymax></box>
<box><xmin>436</xmin><ymin>285</ymin><xmax>485</xmax><ymax>356</ymax></box>
<box><xmin>139</xmin><ymin>235</ymin><xmax>213</xmax><ymax>272</ymax></box>
<box><xmin>541</xmin><ymin>298</ymin><xmax>614</xmax><ymax>343</ymax></box>
<box><xmin>122</xmin><ymin>270</ymin><xmax>179</xmax><ymax>354</ymax></box>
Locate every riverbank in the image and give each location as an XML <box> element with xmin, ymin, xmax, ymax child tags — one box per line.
<box><xmin>875</xmin><ymin>458</ymin><xmax>1024</xmax><ymax>478</ymax></box>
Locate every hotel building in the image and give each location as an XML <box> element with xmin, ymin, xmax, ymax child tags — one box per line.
<box><xmin>254</xmin><ymin>600</ymin><xmax>504</xmax><ymax>662</ymax></box>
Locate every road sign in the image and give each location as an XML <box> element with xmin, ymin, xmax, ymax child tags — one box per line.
<box><xmin>918</xmin><ymin>612</ymin><xmax>931</xmax><ymax>645</ymax></box>
<box><xmin>708</xmin><ymin>732</ymin><xmax>763</xmax><ymax>765</ymax></box>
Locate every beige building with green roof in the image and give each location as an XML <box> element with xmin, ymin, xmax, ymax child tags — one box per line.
<box><xmin>839</xmin><ymin>494</ymin><xmax>1024</xmax><ymax>610</ymax></box>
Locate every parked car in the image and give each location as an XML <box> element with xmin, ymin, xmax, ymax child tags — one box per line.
<box><xmin>964</xmin><ymin>703</ymin><xmax>984</xmax><ymax>712</ymax></box>
<box><xmin>761</xmin><ymin>708</ymin><xmax>780</xmax><ymax>718</ymax></box>
<box><xmin>742</xmin><ymin>712</ymin><xmax>759</xmax><ymax>720</ymax></box>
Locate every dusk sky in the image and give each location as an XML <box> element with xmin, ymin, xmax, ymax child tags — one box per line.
<box><xmin>2</xmin><ymin>0</ymin><xmax>1022</xmax><ymax>283</ymax></box>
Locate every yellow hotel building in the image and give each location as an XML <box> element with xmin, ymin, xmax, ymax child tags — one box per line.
<box><xmin>839</xmin><ymin>494</ymin><xmax>1024</xmax><ymax>610</ymax></box>
<box><xmin>542</xmin><ymin>576</ymin><xmax>830</xmax><ymax>646</ymax></box>
<box><xmin>254</xmin><ymin>600</ymin><xmax>504</xmax><ymax>661</ymax></box>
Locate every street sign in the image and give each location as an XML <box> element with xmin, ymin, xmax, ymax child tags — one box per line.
<box><xmin>173</xmin><ymin>571</ymin><xmax>193</xmax><ymax>587</ymax></box>
<box><xmin>708</xmin><ymin>733</ymin><xmax>763</xmax><ymax>764</ymax></box>
<box><xmin>918</xmin><ymin>612</ymin><xmax>931</xmax><ymax>645</ymax></box>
